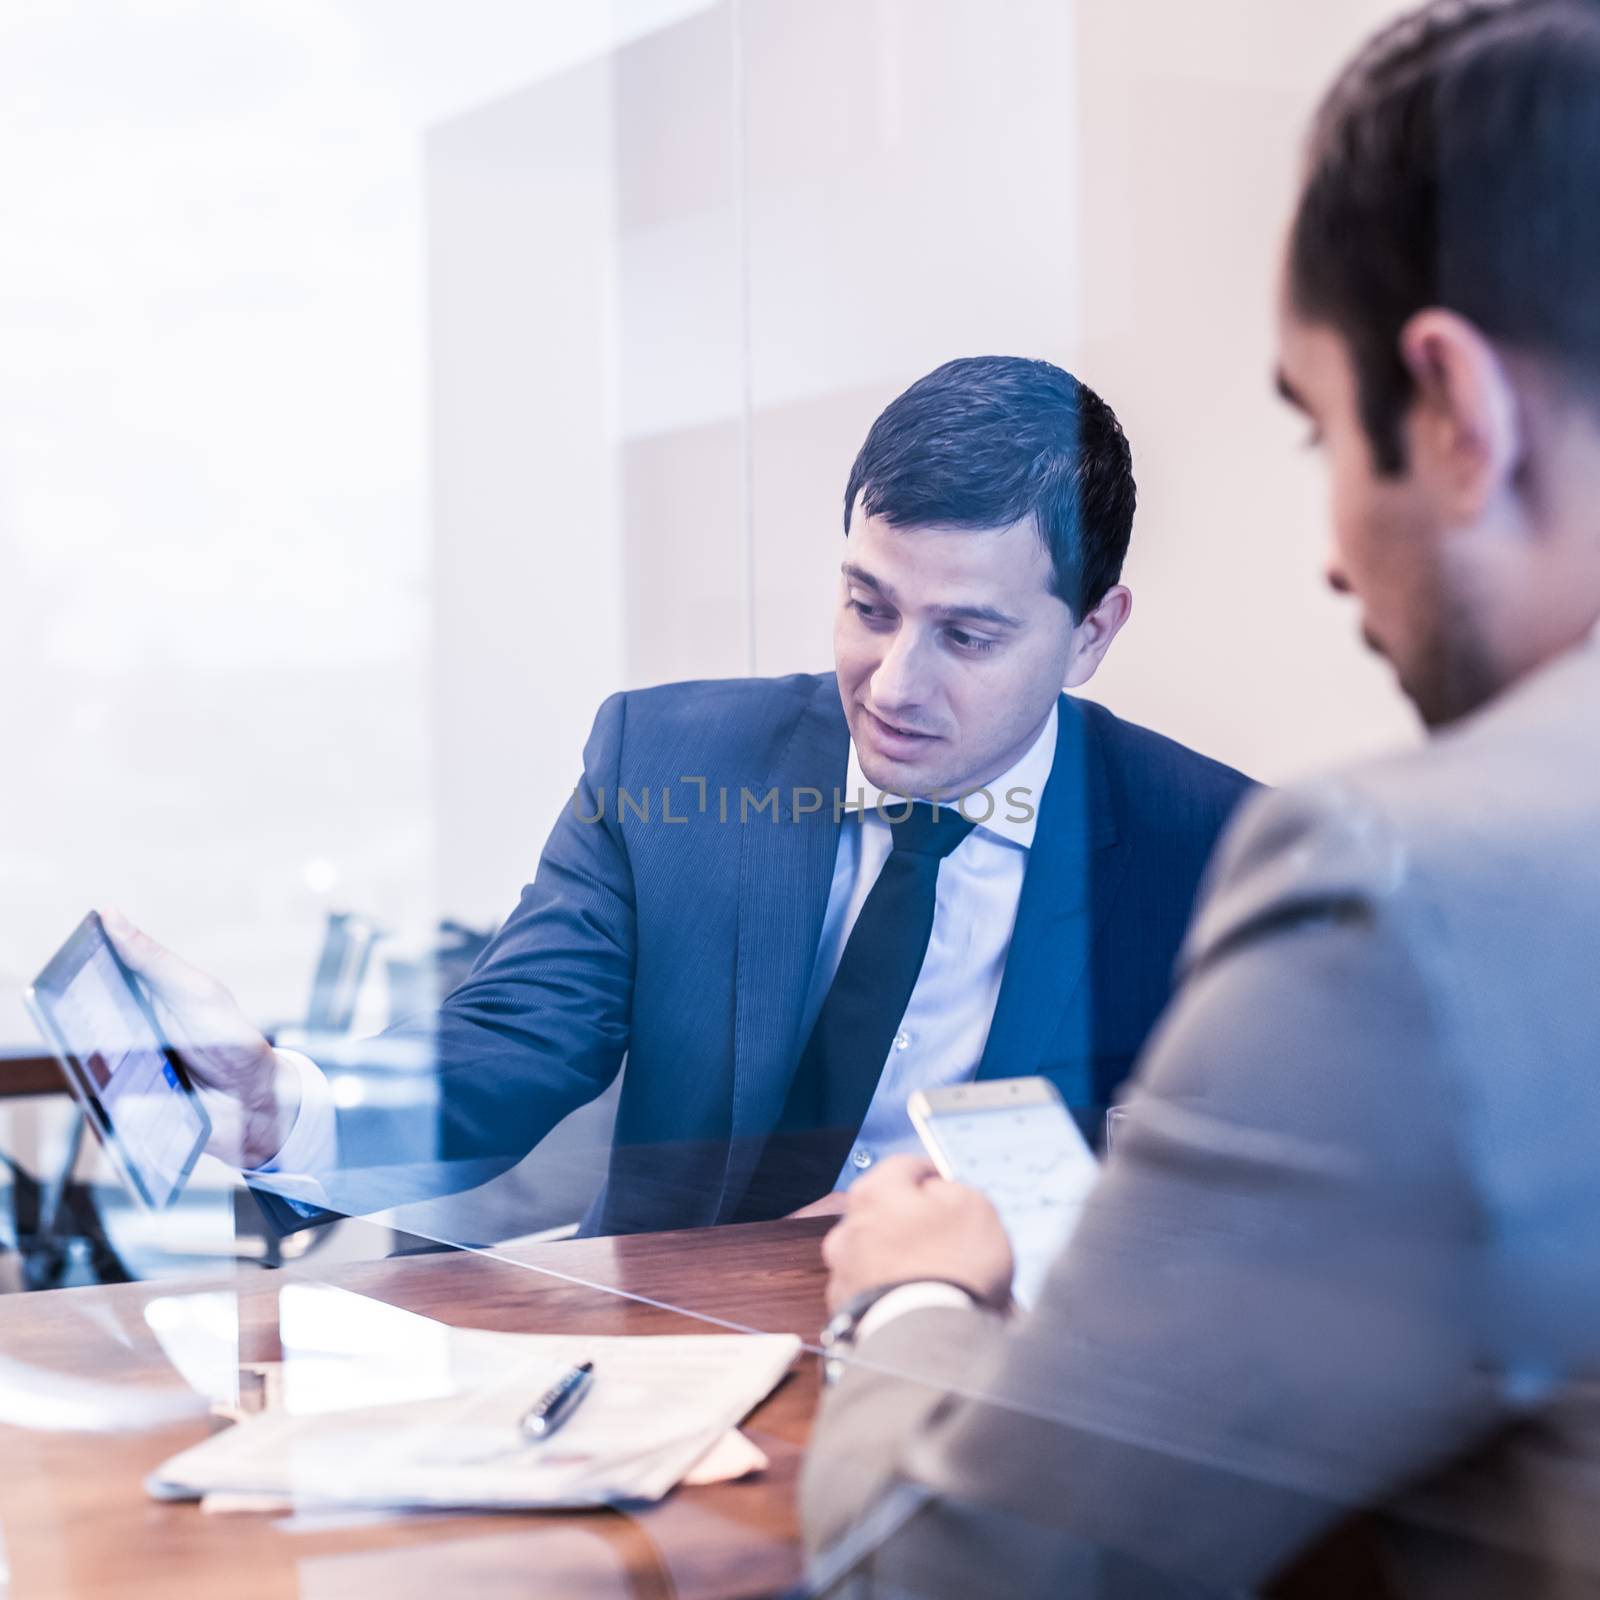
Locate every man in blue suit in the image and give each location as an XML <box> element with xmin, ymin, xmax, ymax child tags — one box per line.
<box><xmin>108</xmin><ymin>356</ymin><xmax>1253</xmax><ymax>1237</ymax></box>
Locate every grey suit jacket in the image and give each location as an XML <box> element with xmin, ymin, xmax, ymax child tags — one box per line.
<box><xmin>802</xmin><ymin>632</ymin><xmax>1600</xmax><ymax>1598</ymax></box>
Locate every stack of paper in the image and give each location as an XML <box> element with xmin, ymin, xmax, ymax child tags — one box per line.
<box><xmin>148</xmin><ymin>1325</ymin><xmax>800</xmax><ymax>1510</ymax></box>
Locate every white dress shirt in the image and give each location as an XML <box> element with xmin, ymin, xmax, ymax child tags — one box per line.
<box><xmin>815</xmin><ymin>706</ymin><xmax>1055</xmax><ymax>1189</ymax></box>
<box><xmin>253</xmin><ymin>705</ymin><xmax>1060</xmax><ymax>1208</ymax></box>
<box><xmin>251</xmin><ymin>1045</ymin><xmax>337</xmax><ymax>1207</ymax></box>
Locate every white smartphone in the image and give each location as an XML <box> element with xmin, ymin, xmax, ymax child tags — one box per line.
<box><xmin>909</xmin><ymin>1077</ymin><xmax>1099</xmax><ymax>1308</ymax></box>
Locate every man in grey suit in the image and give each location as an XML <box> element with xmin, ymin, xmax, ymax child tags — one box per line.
<box><xmin>803</xmin><ymin>2</ymin><xmax>1600</xmax><ymax>1593</ymax></box>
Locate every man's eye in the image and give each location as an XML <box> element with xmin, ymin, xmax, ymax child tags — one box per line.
<box><xmin>849</xmin><ymin>598</ymin><xmax>892</xmax><ymax>623</ymax></box>
<box><xmin>946</xmin><ymin>629</ymin><xmax>998</xmax><ymax>655</ymax></box>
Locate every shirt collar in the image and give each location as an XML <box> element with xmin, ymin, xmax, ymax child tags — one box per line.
<box><xmin>844</xmin><ymin>701</ymin><xmax>1059</xmax><ymax>851</ymax></box>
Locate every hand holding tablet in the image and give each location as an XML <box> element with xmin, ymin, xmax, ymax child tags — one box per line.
<box><xmin>25</xmin><ymin>911</ymin><xmax>213</xmax><ymax>1209</ymax></box>
<box><xmin>97</xmin><ymin>908</ymin><xmax>293</xmax><ymax>1170</ymax></box>
<box><xmin>26</xmin><ymin>911</ymin><xmax>293</xmax><ymax>1202</ymax></box>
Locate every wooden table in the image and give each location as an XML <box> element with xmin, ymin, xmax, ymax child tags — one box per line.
<box><xmin>0</xmin><ymin>1216</ymin><xmax>834</xmax><ymax>1599</ymax></box>
<box><xmin>0</xmin><ymin>1052</ymin><xmax>66</xmax><ymax>1100</ymax></box>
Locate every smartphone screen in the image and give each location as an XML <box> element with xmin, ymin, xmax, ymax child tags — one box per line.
<box><xmin>918</xmin><ymin>1090</ymin><xmax>1099</xmax><ymax>1307</ymax></box>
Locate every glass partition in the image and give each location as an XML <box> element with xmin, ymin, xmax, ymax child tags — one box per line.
<box><xmin>7</xmin><ymin>1</ymin><xmax>1566</xmax><ymax>1597</ymax></box>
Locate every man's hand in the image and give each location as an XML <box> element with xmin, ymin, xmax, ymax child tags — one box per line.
<box><xmin>788</xmin><ymin>1192</ymin><xmax>851</xmax><ymax>1220</ymax></box>
<box><xmin>821</xmin><ymin>1154</ymin><xmax>1014</xmax><ymax>1314</ymax></box>
<box><xmin>99</xmin><ymin>908</ymin><xmax>297</xmax><ymax>1171</ymax></box>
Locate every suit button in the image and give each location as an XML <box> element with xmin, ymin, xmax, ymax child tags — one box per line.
<box><xmin>851</xmin><ymin>1147</ymin><xmax>873</xmax><ymax>1169</ymax></box>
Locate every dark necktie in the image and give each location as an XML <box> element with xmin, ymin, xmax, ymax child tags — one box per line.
<box><xmin>736</xmin><ymin>801</ymin><xmax>978</xmax><ymax>1219</ymax></box>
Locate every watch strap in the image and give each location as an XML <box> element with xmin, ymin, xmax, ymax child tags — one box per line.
<box><xmin>819</xmin><ymin>1277</ymin><xmax>977</xmax><ymax>1383</ymax></box>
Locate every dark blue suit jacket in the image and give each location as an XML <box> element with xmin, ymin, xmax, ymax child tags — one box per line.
<box><xmin>273</xmin><ymin>673</ymin><xmax>1253</xmax><ymax>1237</ymax></box>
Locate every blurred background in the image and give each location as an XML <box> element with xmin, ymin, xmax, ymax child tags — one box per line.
<box><xmin>0</xmin><ymin>0</ymin><xmax>1418</xmax><ymax>1278</ymax></box>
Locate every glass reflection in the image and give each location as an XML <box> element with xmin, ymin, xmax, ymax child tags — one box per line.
<box><xmin>6</xmin><ymin>0</ymin><xmax>1554</xmax><ymax>1594</ymax></box>
<box><xmin>143</xmin><ymin>1291</ymin><xmax>240</xmax><ymax>1413</ymax></box>
<box><xmin>0</xmin><ymin>1344</ymin><xmax>203</xmax><ymax>1434</ymax></box>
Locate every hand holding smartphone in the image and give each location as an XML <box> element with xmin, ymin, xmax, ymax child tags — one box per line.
<box><xmin>909</xmin><ymin>1077</ymin><xmax>1099</xmax><ymax>1307</ymax></box>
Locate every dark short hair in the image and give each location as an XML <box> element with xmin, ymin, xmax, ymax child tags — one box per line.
<box><xmin>842</xmin><ymin>355</ymin><xmax>1135</xmax><ymax>619</ymax></box>
<box><xmin>1290</xmin><ymin>0</ymin><xmax>1600</xmax><ymax>474</ymax></box>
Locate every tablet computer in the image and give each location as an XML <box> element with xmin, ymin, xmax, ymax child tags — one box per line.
<box><xmin>24</xmin><ymin>911</ymin><xmax>212</xmax><ymax>1210</ymax></box>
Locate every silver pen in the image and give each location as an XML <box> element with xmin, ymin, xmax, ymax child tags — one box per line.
<box><xmin>518</xmin><ymin>1360</ymin><xmax>594</xmax><ymax>1440</ymax></box>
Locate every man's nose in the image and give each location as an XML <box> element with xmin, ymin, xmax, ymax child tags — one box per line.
<box><xmin>1324</xmin><ymin>558</ymin><xmax>1353</xmax><ymax>596</ymax></box>
<box><xmin>870</xmin><ymin>629</ymin><xmax>932</xmax><ymax>712</ymax></box>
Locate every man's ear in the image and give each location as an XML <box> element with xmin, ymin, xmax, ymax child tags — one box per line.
<box><xmin>1397</xmin><ymin>309</ymin><xmax>1524</xmax><ymax>519</ymax></box>
<box><xmin>1063</xmin><ymin>585</ymin><xmax>1132</xmax><ymax>689</ymax></box>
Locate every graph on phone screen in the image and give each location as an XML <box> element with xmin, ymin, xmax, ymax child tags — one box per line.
<box><xmin>931</xmin><ymin>1103</ymin><xmax>1099</xmax><ymax>1307</ymax></box>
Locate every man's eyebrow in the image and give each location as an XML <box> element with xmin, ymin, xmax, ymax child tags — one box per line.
<box><xmin>1275</xmin><ymin>366</ymin><xmax>1309</xmax><ymax>411</ymax></box>
<box><xmin>842</xmin><ymin>563</ymin><xmax>1020</xmax><ymax>630</ymax></box>
<box><xmin>930</xmin><ymin>601</ymin><xmax>1022</xmax><ymax>630</ymax></box>
<box><xmin>842</xmin><ymin>562</ymin><xmax>896</xmax><ymax>602</ymax></box>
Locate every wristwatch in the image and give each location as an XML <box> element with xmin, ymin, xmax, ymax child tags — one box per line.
<box><xmin>818</xmin><ymin>1278</ymin><xmax>976</xmax><ymax>1385</ymax></box>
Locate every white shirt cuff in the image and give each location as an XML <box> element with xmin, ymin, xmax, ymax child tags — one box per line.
<box><xmin>857</xmin><ymin>1281</ymin><xmax>976</xmax><ymax>1344</ymax></box>
<box><xmin>244</xmin><ymin>1048</ymin><xmax>338</xmax><ymax>1209</ymax></box>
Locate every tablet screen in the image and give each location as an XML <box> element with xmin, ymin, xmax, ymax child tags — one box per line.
<box><xmin>28</xmin><ymin>915</ymin><xmax>210</xmax><ymax>1209</ymax></box>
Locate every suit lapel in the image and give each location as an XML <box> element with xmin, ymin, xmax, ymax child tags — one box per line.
<box><xmin>719</xmin><ymin>675</ymin><xmax>848</xmax><ymax>1212</ymax></box>
<box><xmin>977</xmin><ymin>695</ymin><xmax>1131</xmax><ymax>1100</ymax></box>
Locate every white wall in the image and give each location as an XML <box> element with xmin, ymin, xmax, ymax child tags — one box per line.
<box><xmin>426</xmin><ymin>58</ymin><xmax>627</xmax><ymax>928</ymax></box>
<box><xmin>1069</xmin><ymin>0</ymin><xmax>1420</xmax><ymax>780</ymax></box>
<box><xmin>425</xmin><ymin>0</ymin><xmax>1087</xmax><ymax>915</ymax></box>
<box><xmin>740</xmin><ymin>0</ymin><xmax>1083</xmax><ymax>681</ymax></box>
<box><xmin>425</xmin><ymin>0</ymin><xmax>1423</xmax><ymax>934</ymax></box>
<box><xmin>734</xmin><ymin>0</ymin><xmax>1423</xmax><ymax>783</ymax></box>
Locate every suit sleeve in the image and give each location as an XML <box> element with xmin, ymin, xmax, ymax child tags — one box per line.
<box><xmin>802</xmin><ymin>782</ymin><xmax>1504</xmax><ymax>1596</ymax></box>
<box><xmin>253</xmin><ymin>692</ymin><xmax>638</xmax><ymax>1228</ymax></box>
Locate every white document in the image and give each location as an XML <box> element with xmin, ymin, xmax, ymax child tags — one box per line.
<box><xmin>149</xmin><ymin>1327</ymin><xmax>799</xmax><ymax>1510</ymax></box>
